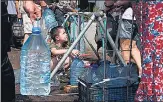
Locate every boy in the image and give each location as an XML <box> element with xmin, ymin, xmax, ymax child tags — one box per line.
<box><xmin>49</xmin><ymin>26</ymin><xmax>80</xmax><ymax>71</ymax></box>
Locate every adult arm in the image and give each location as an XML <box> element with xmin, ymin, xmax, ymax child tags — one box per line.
<box><xmin>23</xmin><ymin>0</ymin><xmax>47</xmax><ymax>22</ymax></box>
<box><xmin>15</xmin><ymin>0</ymin><xmax>21</xmax><ymax>18</ymax></box>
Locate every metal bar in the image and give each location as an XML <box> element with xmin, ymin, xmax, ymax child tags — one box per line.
<box><xmin>77</xmin><ymin>14</ymin><xmax>81</xmax><ymax>50</ymax></box>
<box><xmin>62</xmin><ymin>14</ymin><xmax>70</xmax><ymax>27</ymax></box>
<box><xmin>72</xmin><ymin>16</ymin><xmax>79</xmax><ymax>26</ymax></box>
<box><xmin>50</xmin><ymin>14</ymin><xmax>96</xmax><ymax>79</ymax></box>
<box><xmin>97</xmin><ymin>17</ymin><xmax>127</xmax><ymax>66</ymax></box>
<box><xmin>91</xmin><ymin>76</ymin><xmax>130</xmax><ymax>87</ymax></box>
<box><xmin>97</xmin><ymin>17</ymin><xmax>107</xmax><ymax>102</ymax></box>
<box><xmin>71</xmin><ymin>15</ymin><xmax>100</xmax><ymax>59</ymax></box>
<box><xmin>113</xmin><ymin>15</ymin><xmax>122</xmax><ymax>63</ymax></box>
<box><xmin>84</xmin><ymin>36</ymin><xmax>100</xmax><ymax>60</ymax></box>
<box><xmin>67</xmin><ymin>12</ymin><xmax>105</xmax><ymax>17</ymax></box>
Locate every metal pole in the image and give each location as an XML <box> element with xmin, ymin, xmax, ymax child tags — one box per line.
<box><xmin>97</xmin><ymin>17</ymin><xmax>127</xmax><ymax>66</ymax></box>
<box><xmin>113</xmin><ymin>14</ymin><xmax>122</xmax><ymax>63</ymax></box>
<box><xmin>72</xmin><ymin>16</ymin><xmax>79</xmax><ymax>26</ymax></box>
<box><xmin>50</xmin><ymin>14</ymin><xmax>96</xmax><ymax>79</ymax></box>
<box><xmin>72</xmin><ymin>15</ymin><xmax>99</xmax><ymax>58</ymax></box>
<box><xmin>97</xmin><ymin>17</ymin><xmax>107</xmax><ymax>102</ymax></box>
<box><xmin>84</xmin><ymin>36</ymin><xmax>100</xmax><ymax>60</ymax></box>
<box><xmin>62</xmin><ymin>14</ymin><xmax>70</xmax><ymax>27</ymax></box>
<box><xmin>78</xmin><ymin>14</ymin><xmax>81</xmax><ymax>50</ymax></box>
<box><xmin>67</xmin><ymin>12</ymin><xmax>105</xmax><ymax>16</ymax></box>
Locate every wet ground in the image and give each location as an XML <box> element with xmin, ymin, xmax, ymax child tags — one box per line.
<box><xmin>8</xmin><ymin>47</ymin><xmax>79</xmax><ymax>102</ymax></box>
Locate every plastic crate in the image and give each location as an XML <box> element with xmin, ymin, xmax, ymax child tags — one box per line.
<box><xmin>78</xmin><ymin>78</ymin><xmax>139</xmax><ymax>102</ymax></box>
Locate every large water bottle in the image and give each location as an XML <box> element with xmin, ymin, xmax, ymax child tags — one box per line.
<box><xmin>91</xmin><ymin>63</ymin><xmax>103</xmax><ymax>102</ymax></box>
<box><xmin>91</xmin><ymin>62</ymin><xmax>104</xmax><ymax>85</ymax></box>
<box><xmin>20</xmin><ymin>22</ymin><xmax>51</xmax><ymax>95</ymax></box>
<box><xmin>80</xmin><ymin>67</ymin><xmax>92</xmax><ymax>83</ymax></box>
<box><xmin>70</xmin><ymin>57</ymin><xmax>85</xmax><ymax>86</ymax></box>
<box><xmin>42</xmin><ymin>7</ymin><xmax>58</xmax><ymax>30</ymax></box>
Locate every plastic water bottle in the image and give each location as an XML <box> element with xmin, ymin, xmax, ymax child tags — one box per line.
<box><xmin>20</xmin><ymin>22</ymin><xmax>51</xmax><ymax>95</ymax></box>
<box><xmin>80</xmin><ymin>67</ymin><xmax>92</xmax><ymax>83</ymax></box>
<box><xmin>91</xmin><ymin>63</ymin><xmax>103</xmax><ymax>85</ymax></box>
<box><xmin>91</xmin><ymin>63</ymin><xmax>103</xmax><ymax>102</ymax></box>
<box><xmin>42</xmin><ymin>7</ymin><xmax>58</xmax><ymax>30</ymax></box>
<box><xmin>40</xmin><ymin>18</ymin><xmax>48</xmax><ymax>40</ymax></box>
<box><xmin>70</xmin><ymin>57</ymin><xmax>85</xmax><ymax>86</ymax></box>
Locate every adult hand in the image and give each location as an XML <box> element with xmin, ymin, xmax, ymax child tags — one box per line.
<box><xmin>17</xmin><ymin>13</ymin><xmax>22</xmax><ymax>18</ymax></box>
<box><xmin>23</xmin><ymin>1</ymin><xmax>41</xmax><ymax>22</ymax></box>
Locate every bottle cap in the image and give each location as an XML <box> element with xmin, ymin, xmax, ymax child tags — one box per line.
<box><xmin>32</xmin><ymin>27</ymin><xmax>41</xmax><ymax>34</ymax></box>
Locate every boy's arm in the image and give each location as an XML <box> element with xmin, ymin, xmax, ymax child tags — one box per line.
<box><xmin>51</xmin><ymin>48</ymin><xmax>80</xmax><ymax>56</ymax></box>
<box><xmin>51</xmin><ymin>48</ymin><xmax>68</xmax><ymax>56</ymax></box>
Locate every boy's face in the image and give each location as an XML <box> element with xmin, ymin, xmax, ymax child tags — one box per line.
<box><xmin>56</xmin><ymin>28</ymin><xmax>68</xmax><ymax>42</ymax></box>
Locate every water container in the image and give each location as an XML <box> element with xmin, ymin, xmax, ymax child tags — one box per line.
<box><xmin>91</xmin><ymin>63</ymin><xmax>102</xmax><ymax>84</ymax></box>
<box><xmin>97</xmin><ymin>61</ymin><xmax>128</xmax><ymax>87</ymax></box>
<box><xmin>91</xmin><ymin>63</ymin><xmax>103</xmax><ymax>101</ymax></box>
<box><xmin>42</xmin><ymin>7</ymin><xmax>58</xmax><ymax>30</ymax></box>
<box><xmin>70</xmin><ymin>57</ymin><xmax>85</xmax><ymax>86</ymax></box>
<box><xmin>20</xmin><ymin>24</ymin><xmax>51</xmax><ymax>95</ymax></box>
<box><xmin>80</xmin><ymin>67</ymin><xmax>92</xmax><ymax>83</ymax></box>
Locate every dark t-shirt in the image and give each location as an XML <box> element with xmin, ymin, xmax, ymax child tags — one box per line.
<box><xmin>1</xmin><ymin>2</ymin><xmax>12</xmax><ymax>60</ymax></box>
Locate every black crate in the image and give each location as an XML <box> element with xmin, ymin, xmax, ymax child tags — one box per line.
<box><xmin>78</xmin><ymin>78</ymin><xmax>139</xmax><ymax>102</ymax></box>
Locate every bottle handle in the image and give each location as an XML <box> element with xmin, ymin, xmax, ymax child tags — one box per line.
<box><xmin>17</xmin><ymin>18</ymin><xmax>23</xmax><ymax>24</ymax></box>
<box><xmin>33</xmin><ymin>18</ymin><xmax>41</xmax><ymax>28</ymax></box>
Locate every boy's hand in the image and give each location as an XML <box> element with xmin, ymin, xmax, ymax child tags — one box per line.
<box><xmin>71</xmin><ymin>49</ymin><xmax>80</xmax><ymax>57</ymax></box>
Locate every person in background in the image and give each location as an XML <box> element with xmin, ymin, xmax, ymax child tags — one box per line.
<box><xmin>1</xmin><ymin>1</ymin><xmax>46</xmax><ymax>101</ymax></box>
<box><xmin>49</xmin><ymin>26</ymin><xmax>80</xmax><ymax>71</ymax></box>
<box><xmin>15</xmin><ymin>0</ymin><xmax>47</xmax><ymax>44</ymax></box>
<box><xmin>132</xmin><ymin>1</ymin><xmax>163</xmax><ymax>101</ymax></box>
<box><xmin>118</xmin><ymin>5</ymin><xmax>142</xmax><ymax>77</ymax></box>
<box><xmin>15</xmin><ymin>0</ymin><xmax>32</xmax><ymax>44</ymax></box>
<box><xmin>48</xmin><ymin>0</ymin><xmax>78</xmax><ymax>26</ymax></box>
<box><xmin>104</xmin><ymin>0</ymin><xmax>142</xmax><ymax>77</ymax></box>
<box><xmin>7</xmin><ymin>0</ymin><xmax>18</xmax><ymax>48</ymax></box>
<box><xmin>7</xmin><ymin>0</ymin><xmax>17</xmax><ymax>22</ymax></box>
<box><xmin>2</xmin><ymin>1</ymin><xmax>15</xmax><ymax>101</ymax></box>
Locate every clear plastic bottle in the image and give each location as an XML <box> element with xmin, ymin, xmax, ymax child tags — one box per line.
<box><xmin>70</xmin><ymin>57</ymin><xmax>85</xmax><ymax>86</ymax></box>
<box><xmin>42</xmin><ymin>7</ymin><xmax>58</xmax><ymax>30</ymax></box>
<box><xmin>80</xmin><ymin>67</ymin><xmax>92</xmax><ymax>83</ymax></box>
<box><xmin>91</xmin><ymin>63</ymin><xmax>103</xmax><ymax>102</ymax></box>
<box><xmin>91</xmin><ymin>63</ymin><xmax>103</xmax><ymax>85</ymax></box>
<box><xmin>20</xmin><ymin>23</ymin><xmax>51</xmax><ymax>95</ymax></box>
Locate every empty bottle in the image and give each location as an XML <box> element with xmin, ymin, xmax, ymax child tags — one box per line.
<box><xmin>20</xmin><ymin>23</ymin><xmax>51</xmax><ymax>95</ymax></box>
<box><xmin>91</xmin><ymin>63</ymin><xmax>102</xmax><ymax>84</ymax></box>
<box><xmin>70</xmin><ymin>57</ymin><xmax>85</xmax><ymax>86</ymax></box>
<box><xmin>80</xmin><ymin>67</ymin><xmax>92</xmax><ymax>83</ymax></box>
<box><xmin>91</xmin><ymin>63</ymin><xmax>103</xmax><ymax>102</ymax></box>
<box><xmin>42</xmin><ymin>7</ymin><xmax>58</xmax><ymax>30</ymax></box>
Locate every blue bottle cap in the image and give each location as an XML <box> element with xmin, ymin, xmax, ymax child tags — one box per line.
<box><xmin>32</xmin><ymin>27</ymin><xmax>41</xmax><ymax>34</ymax></box>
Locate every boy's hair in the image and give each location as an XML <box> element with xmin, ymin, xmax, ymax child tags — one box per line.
<box><xmin>50</xmin><ymin>26</ymin><xmax>64</xmax><ymax>42</ymax></box>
